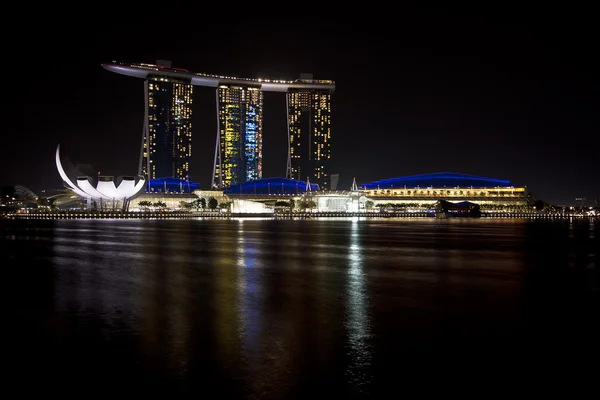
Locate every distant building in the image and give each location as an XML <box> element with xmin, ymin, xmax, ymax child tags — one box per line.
<box><xmin>361</xmin><ymin>172</ymin><xmax>529</xmax><ymax>209</ymax></box>
<box><xmin>213</xmin><ymin>85</ymin><xmax>263</xmax><ymax>188</ymax></box>
<box><xmin>0</xmin><ymin>185</ymin><xmax>39</xmax><ymax>210</ymax></box>
<box><xmin>287</xmin><ymin>73</ymin><xmax>333</xmax><ymax>190</ymax></box>
<box><xmin>141</xmin><ymin>60</ymin><xmax>193</xmax><ymax>182</ymax></box>
<box><xmin>330</xmin><ymin>173</ymin><xmax>339</xmax><ymax>191</ymax></box>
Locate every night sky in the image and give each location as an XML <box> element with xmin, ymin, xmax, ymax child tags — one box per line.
<box><xmin>3</xmin><ymin>6</ymin><xmax>598</xmax><ymax>205</ymax></box>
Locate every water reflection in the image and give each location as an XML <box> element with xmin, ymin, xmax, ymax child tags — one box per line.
<box><xmin>3</xmin><ymin>218</ymin><xmax>599</xmax><ymax>396</ymax></box>
<box><xmin>345</xmin><ymin>219</ymin><xmax>372</xmax><ymax>393</ymax></box>
<box><xmin>235</xmin><ymin>220</ymin><xmax>262</xmax><ymax>363</ymax></box>
<box><xmin>235</xmin><ymin>220</ymin><xmax>296</xmax><ymax>398</ymax></box>
<box><xmin>51</xmin><ymin>221</ymin><xmax>143</xmax><ymax>334</ymax></box>
<box><xmin>164</xmin><ymin>221</ymin><xmax>192</xmax><ymax>377</ymax></box>
<box><xmin>213</xmin><ymin>222</ymin><xmax>239</xmax><ymax>370</ymax></box>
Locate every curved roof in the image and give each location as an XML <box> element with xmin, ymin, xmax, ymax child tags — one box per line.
<box><xmin>103</xmin><ymin>62</ymin><xmax>335</xmax><ymax>93</ymax></box>
<box><xmin>148</xmin><ymin>177</ymin><xmax>200</xmax><ymax>193</ymax></box>
<box><xmin>225</xmin><ymin>177</ymin><xmax>319</xmax><ymax>194</ymax></box>
<box><xmin>55</xmin><ymin>144</ymin><xmax>145</xmax><ymax>200</ymax></box>
<box><xmin>14</xmin><ymin>185</ymin><xmax>38</xmax><ymax>201</ymax></box>
<box><xmin>361</xmin><ymin>172</ymin><xmax>514</xmax><ymax>189</ymax></box>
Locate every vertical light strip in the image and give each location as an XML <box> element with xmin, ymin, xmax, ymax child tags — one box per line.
<box><xmin>212</xmin><ymin>88</ymin><xmax>221</xmax><ymax>188</ymax></box>
<box><xmin>286</xmin><ymin>92</ymin><xmax>292</xmax><ymax>179</ymax></box>
<box><xmin>138</xmin><ymin>80</ymin><xmax>148</xmax><ymax>177</ymax></box>
<box><xmin>144</xmin><ymin>80</ymin><xmax>151</xmax><ymax>190</ymax></box>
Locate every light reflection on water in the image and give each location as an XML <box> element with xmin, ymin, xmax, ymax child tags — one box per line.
<box><xmin>235</xmin><ymin>220</ymin><xmax>266</xmax><ymax>390</ymax></box>
<box><xmin>345</xmin><ymin>219</ymin><xmax>372</xmax><ymax>393</ymax></box>
<box><xmin>2</xmin><ymin>218</ymin><xmax>599</xmax><ymax>396</ymax></box>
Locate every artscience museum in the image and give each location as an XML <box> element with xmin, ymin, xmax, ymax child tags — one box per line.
<box><xmin>55</xmin><ymin>144</ymin><xmax>146</xmax><ymax>210</ymax></box>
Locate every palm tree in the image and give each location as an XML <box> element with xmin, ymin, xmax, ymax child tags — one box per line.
<box><xmin>208</xmin><ymin>197</ymin><xmax>218</xmax><ymax>210</ymax></box>
<box><xmin>190</xmin><ymin>198</ymin><xmax>205</xmax><ymax>210</ymax></box>
<box><xmin>298</xmin><ymin>200</ymin><xmax>309</xmax><ymax>211</ymax></box>
<box><xmin>219</xmin><ymin>202</ymin><xmax>232</xmax><ymax>211</ymax></box>
<box><xmin>153</xmin><ymin>201</ymin><xmax>167</xmax><ymax>209</ymax></box>
<box><xmin>365</xmin><ymin>200</ymin><xmax>374</xmax><ymax>211</ymax></box>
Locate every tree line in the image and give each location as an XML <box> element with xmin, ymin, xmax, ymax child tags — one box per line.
<box><xmin>136</xmin><ymin>197</ymin><xmax>228</xmax><ymax>211</ymax></box>
<box><xmin>274</xmin><ymin>199</ymin><xmax>318</xmax><ymax>211</ymax></box>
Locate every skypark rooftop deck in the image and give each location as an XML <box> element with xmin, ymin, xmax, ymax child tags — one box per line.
<box><xmin>102</xmin><ymin>61</ymin><xmax>335</xmax><ymax>92</ymax></box>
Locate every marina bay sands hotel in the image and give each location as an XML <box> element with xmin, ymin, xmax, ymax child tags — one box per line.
<box><xmin>103</xmin><ymin>60</ymin><xmax>335</xmax><ymax>190</ymax></box>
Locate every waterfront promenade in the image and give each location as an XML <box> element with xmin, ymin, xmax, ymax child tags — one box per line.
<box><xmin>5</xmin><ymin>211</ymin><xmax>597</xmax><ymax>220</ymax></box>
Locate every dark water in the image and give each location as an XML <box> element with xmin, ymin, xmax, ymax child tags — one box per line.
<box><xmin>2</xmin><ymin>218</ymin><xmax>599</xmax><ymax>397</ymax></box>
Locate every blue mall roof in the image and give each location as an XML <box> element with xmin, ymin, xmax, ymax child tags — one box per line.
<box><xmin>225</xmin><ymin>177</ymin><xmax>319</xmax><ymax>194</ymax></box>
<box><xmin>361</xmin><ymin>172</ymin><xmax>513</xmax><ymax>189</ymax></box>
<box><xmin>147</xmin><ymin>177</ymin><xmax>200</xmax><ymax>193</ymax></box>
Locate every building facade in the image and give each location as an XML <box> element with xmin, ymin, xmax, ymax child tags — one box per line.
<box><xmin>55</xmin><ymin>145</ymin><xmax>146</xmax><ymax>211</ymax></box>
<box><xmin>361</xmin><ymin>172</ymin><xmax>529</xmax><ymax>210</ymax></box>
<box><xmin>287</xmin><ymin>75</ymin><xmax>332</xmax><ymax>190</ymax></box>
<box><xmin>103</xmin><ymin>61</ymin><xmax>335</xmax><ymax>190</ymax></box>
<box><xmin>213</xmin><ymin>85</ymin><xmax>263</xmax><ymax>188</ymax></box>
<box><xmin>141</xmin><ymin>68</ymin><xmax>193</xmax><ymax>181</ymax></box>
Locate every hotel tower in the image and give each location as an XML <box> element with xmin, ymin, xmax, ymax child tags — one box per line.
<box><xmin>213</xmin><ymin>85</ymin><xmax>263</xmax><ymax>189</ymax></box>
<box><xmin>287</xmin><ymin>73</ymin><xmax>332</xmax><ymax>189</ymax></box>
<box><xmin>141</xmin><ymin>60</ymin><xmax>192</xmax><ymax>181</ymax></box>
<box><xmin>103</xmin><ymin>61</ymin><xmax>334</xmax><ymax>189</ymax></box>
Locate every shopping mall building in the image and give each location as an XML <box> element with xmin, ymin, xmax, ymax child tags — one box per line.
<box><xmin>360</xmin><ymin>172</ymin><xmax>529</xmax><ymax>211</ymax></box>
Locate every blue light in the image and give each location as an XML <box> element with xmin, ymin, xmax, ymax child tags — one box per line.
<box><xmin>245</xmin><ymin>104</ymin><xmax>261</xmax><ymax>182</ymax></box>
<box><xmin>361</xmin><ymin>172</ymin><xmax>513</xmax><ymax>189</ymax></box>
<box><xmin>147</xmin><ymin>176</ymin><xmax>200</xmax><ymax>193</ymax></box>
<box><xmin>225</xmin><ymin>177</ymin><xmax>319</xmax><ymax>194</ymax></box>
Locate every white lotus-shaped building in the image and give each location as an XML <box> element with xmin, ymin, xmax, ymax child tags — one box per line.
<box><xmin>55</xmin><ymin>144</ymin><xmax>145</xmax><ymax>210</ymax></box>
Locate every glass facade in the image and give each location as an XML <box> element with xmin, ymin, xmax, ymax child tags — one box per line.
<box><xmin>147</xmin><ymin>177</ymin><xmax>200</xmax><ymax>193</ymax></box>
<box><xmin>214</xmin><ymin>85</ymin><xmax>263</xmax><ymax>188</ymax></box>
<box><xmin>105</xmin><ymin>61</ymin><xmax>335</xmax><ymax>192</ymax></box>
<box><xmin>143</xmin><ymin>76</ymin><xmax>193</xmax><ymax>181</ymax></box>
<box><xmin>224</xmin><ymin>177</ymin><xmax>318</xmax><ymax>194</ymax></box>
<box><xmin>287</xmin><ymin>90</ymin><xmax>331</xmax><ymax>190</ymax></box>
